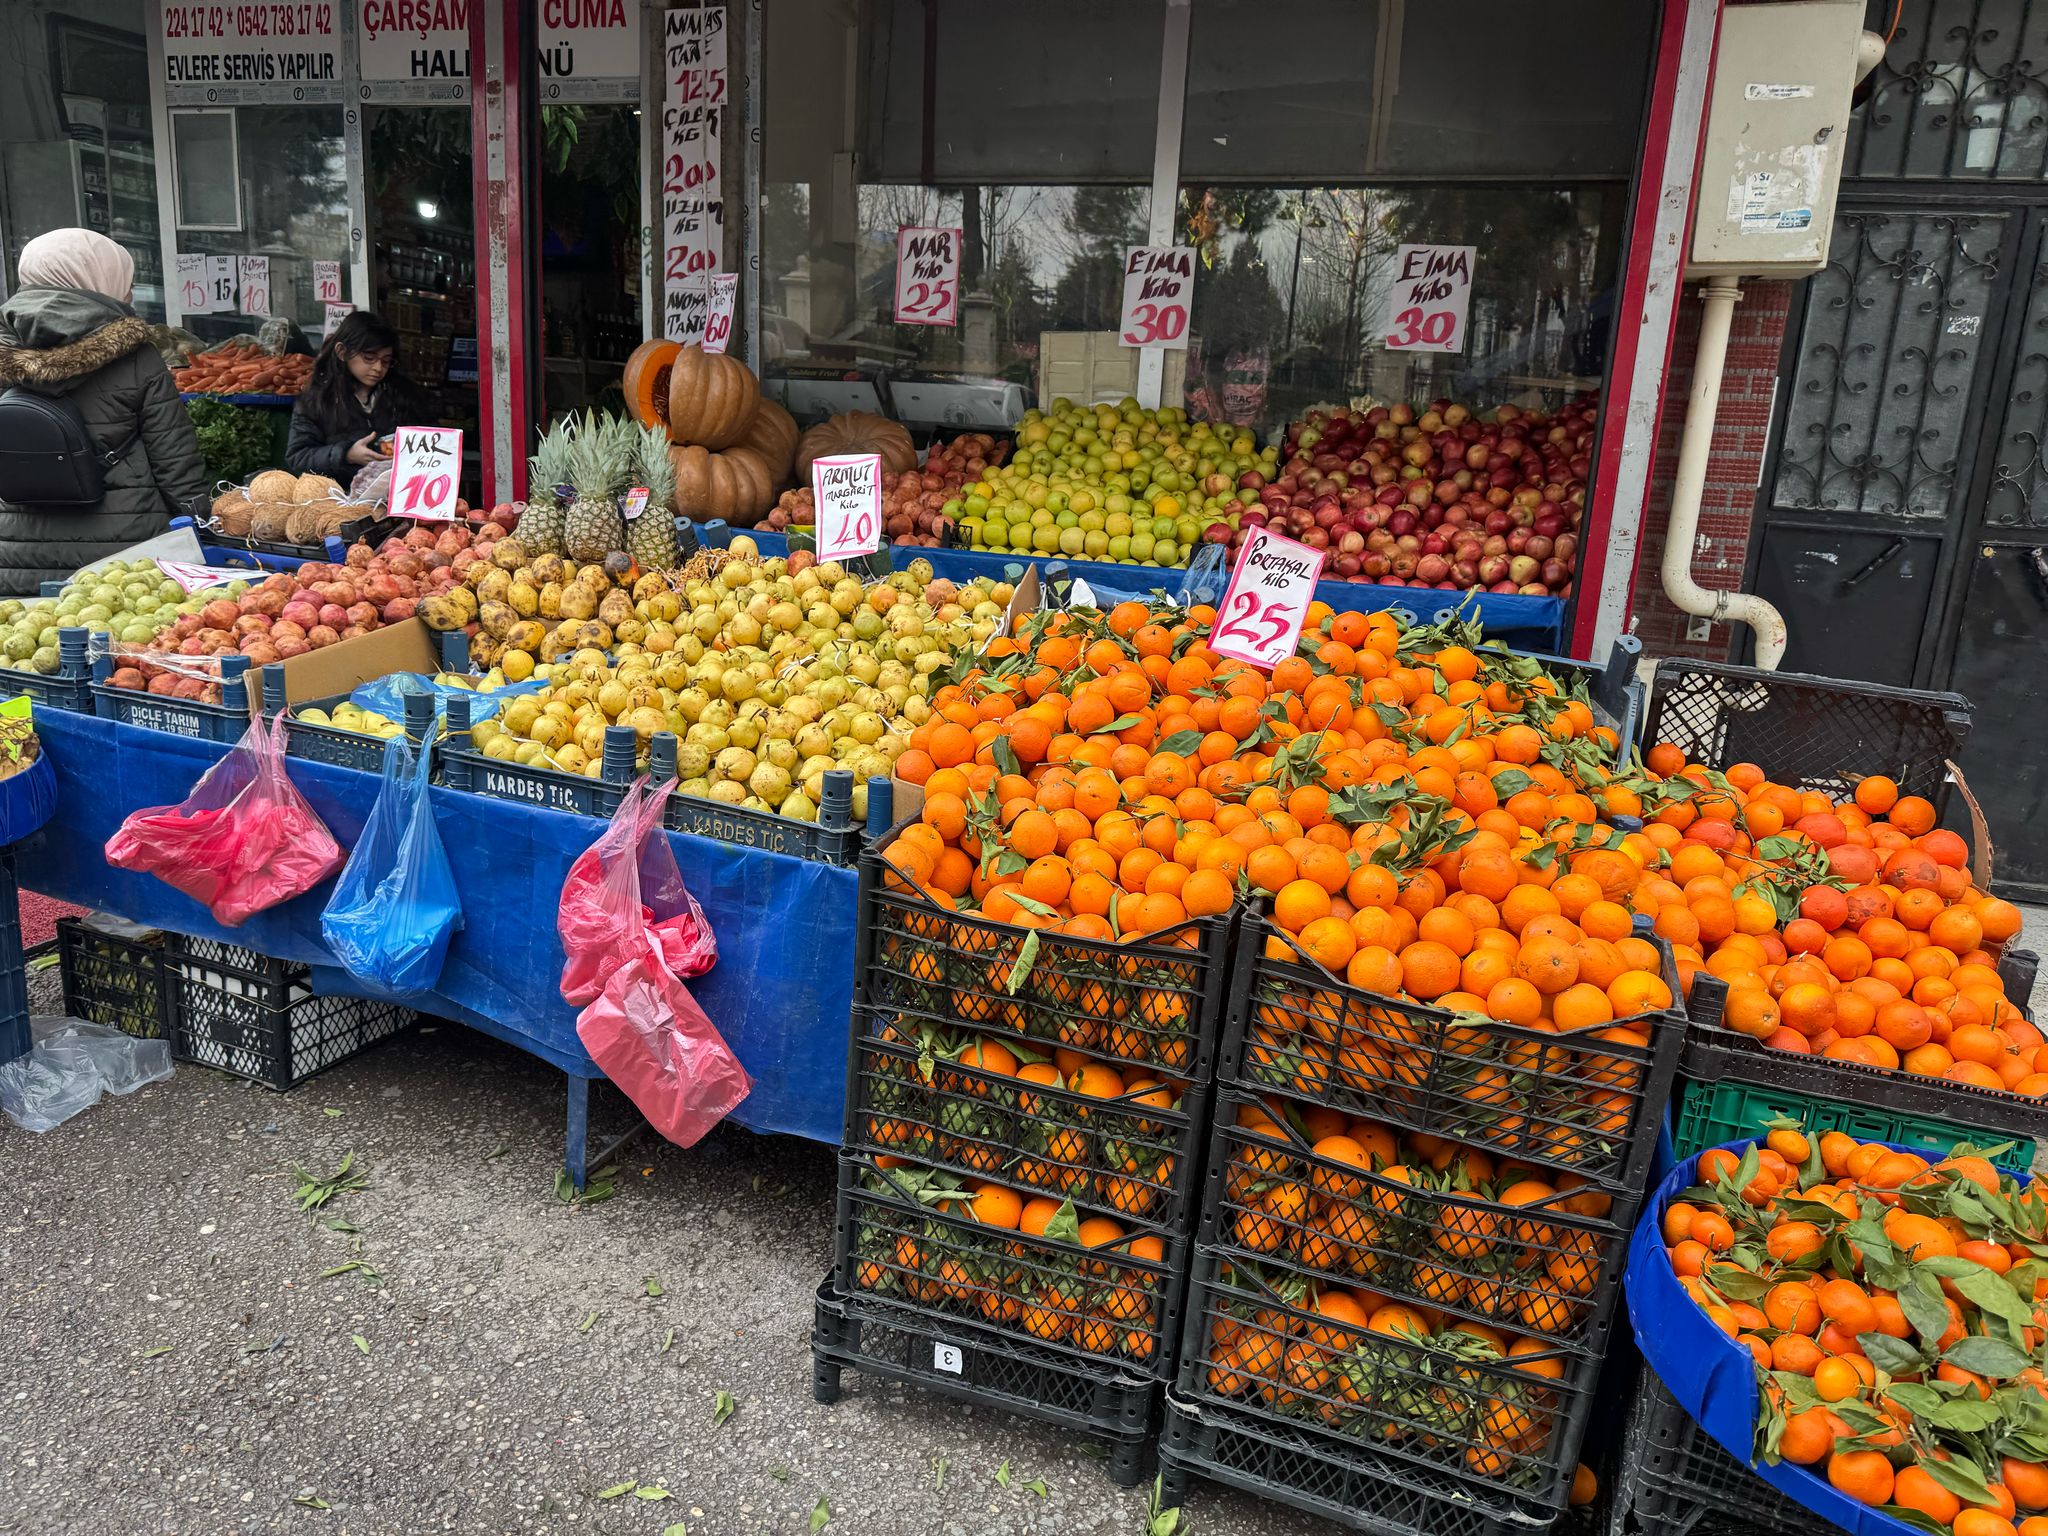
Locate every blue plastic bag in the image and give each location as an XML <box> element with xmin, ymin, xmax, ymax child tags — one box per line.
<box><xmin>321</xmin><ymin>731</ymin><xmax>461</xmax><ymax>992</ymax></box>
<box><xmin>348</xmin><ymin>671</ymin><xmax>544</xmax><ymax>726</ymax></box>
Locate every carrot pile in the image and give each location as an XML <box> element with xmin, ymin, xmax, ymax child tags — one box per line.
<box><xmin>176</xmin><ymin>344</ymin><xmax>313</xmax><ymax>396</ymax></box>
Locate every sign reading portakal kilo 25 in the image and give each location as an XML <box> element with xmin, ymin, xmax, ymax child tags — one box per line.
<box><xmin>160</xmin><ymin>1</ymin><xmax>343</xmax><ymax>104</ymax></box>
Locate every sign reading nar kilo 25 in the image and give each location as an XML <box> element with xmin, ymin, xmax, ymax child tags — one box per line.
<box><xmin>1382</xmin><ymin>243</ymin><xmax>1476</xmax><ymax>354</ymax></box>
<box><xmin>894</xmin><ymin>227</ymin><xmax>960</xmax><ymax>326</ymax></box>
<box><xmin>160</xmin><ymin>1</ymin><xmax>343</xmax><ymax>104</ymax></box>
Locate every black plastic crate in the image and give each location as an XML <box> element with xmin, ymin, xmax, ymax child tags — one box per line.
<box><xmin>846</xmin><ymin>1014</ymin><xmax>1207</xmax><ymax>1229</ymax></box>
<box><xmin>1222</xmin><ymin>914</ymin><xmax>1686</xmax><ymax>1190</ymax></box>
<box><xmin>1683</xmin><ymin>972</ymin><xmax>2048</xmax><ymax>1152</ymax></box>
<box><xmin>439</xmin><ymin>691</ymin><xmax>640</xmax><ymax>817</ymax></box>
<box><xmin>167</xmin><ymin>934</ymin><xmax>414</xmax><ymax>1090</ymax></box>
<box><xmin>1170</xmin><ymin>1246</ymin><xmax>1592</xmax><ymax>1515</ymax></box>
<box><xmin>834</xmin><ymin>1151</ymin><xmax>1187</xmax><ymax>1377</ymax></box>
<box><xmin>1159</xmin><ymin>1391</ymin><xmax>1561</xmax><ymax>1536</ymax></box>
<box><xmin>1197</xmin><ymin>1089</ymin><xmax>1633</xmax><ymax>1355</ymax></box>
<box><xmin>57</xmin><ymin>917</ymin><xmax>172</xmax><ymax>1040</ymax></box>
<box><xmin>1640</xmin><ymin>658</ymin><xmax>1969</xmax><ymax>804</ymax></box>
<box><xmin>90</xmin><ymin>651</ymin><xmax>255</xmax><ymax>741</ymax></box>
<box><xmin>812</xmin><ymin>1276</ymin><xmax>1152</xmax><ymax>1487</ymax></box>
<box><xmin>1511</xmin><ymin>634</ymin><xmax>1647</xmax><ymax>756</ymax></box>
<box><xmin>858</xmin><ymin>822</ymin><xmax>1237</xmax><ymax>1082</ymax></box>
<box><xmin>0</xmin><ymin>628</ymin><xmax>93</xmax><ymax>713</ymax></box>
<box><xmin>1613</xmin><ymin>1363</ymin><xmax>1807</xmax><ymax>1536</ymax></box>
<box><xmin>652</xmin><ymin>736</ymin><xmax>864</xmax><ymax>864</ymax></box>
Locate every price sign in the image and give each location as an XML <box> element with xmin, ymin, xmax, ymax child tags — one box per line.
<box><xmin>173</xmin><ymin>253</ymin><xmax>214</xmax><ymax>315</ymax></box>
<box><xmin>1208</xmin><ymin>527</ymin><xmax>1325</xmax><ymax>671</ymax></box>
<box><xmin>894</xmin><ymin>226</ymin><xmax>961</xmax><ymax>326</ymax></box>
<box><xmin>322</xmin><ymin>301</ymin><xmax>356</xmax><ymax>338</ymax></box>
<box><xmin>155</xmin><ymin>559</ymin><xmax>255</xmax><ymax>594</ymax></box>
<box><xmin>703</xmin><ymin>273</ymin><xmax>738</xmax><ymax>354</ymax></box>
<box><xmin>389</xmin><ymin>426</ymin><xmax>463</xmax><ymax>521</ymax></box>
<box><xmin>1118</xmin><ymin>246</ymin><xmax>1194</xmax><ymax>349</ymax></box>
<box><xmin>237</xmin><ymin>256</ymin><xmax>271</xmax><ymax>316</ymax></box>
<box><xmin>313</xmin><ymin>259</ymin><xmax>343</xmax><ymax>304</ymax></box>
<box><xmin>811</xmin><ymin>454</ymin><xmax>883</xmax><ymax>564</ymax></box>
<box><xmin>1381</xmin><ymin>243</ymin><xmax>1475</xmax><ymax>354</ymax></box>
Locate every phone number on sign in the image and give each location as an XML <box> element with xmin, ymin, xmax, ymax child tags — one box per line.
<box><xmin>164</xmin><ymin>4</ymin><xmax>334</xmax><ymax>38</ymax></box>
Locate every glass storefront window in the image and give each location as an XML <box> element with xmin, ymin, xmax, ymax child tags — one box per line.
<box><xmin>0</xmin><ymin>1</ymin><xmax>162</xmax><ymax>316</ymax></box>
<box><xmin>367</xmin><ymin>107</ymin><xmax>478</xmax><ymax>440</ymax></box>
<box><xmin>539</xmin><ymin>102</ymin><xmax>646</xmax><ymax>423</ymax></box>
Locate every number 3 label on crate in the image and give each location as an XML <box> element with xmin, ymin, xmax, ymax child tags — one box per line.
<box><xmin>812</xmin><ymin>453</ymin><xmax>883</xmax><ymax>563</ymax></box>
<box><xmin>390</xmin><ymin>426</ymin><xmax>463</xmax><ymax>521</ymax></box>
<box><xmin>1208</xmin><ymin>526</ymin><xmax>1325</xmax><ymax>671</ymax></box>
<box><xmin>932</xmin><ymin>1342</ymin><xmax>964</xmax><ymax>1375</ymax></box>
<box><xmin>1118</xmin><ymin>245</ymin><xmax>1194</xmax><ymax>349</ymax></box>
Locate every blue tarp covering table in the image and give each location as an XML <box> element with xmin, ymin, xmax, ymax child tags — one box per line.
<box><xmin>19</xmin><ymin>708</ymin><xmax>852</xmax><ymax>1146</ymax></box>
<box><xmin>721</xmin><ymin>527</ymin><xmax>1566</xmax><ymax>647</ymax></box>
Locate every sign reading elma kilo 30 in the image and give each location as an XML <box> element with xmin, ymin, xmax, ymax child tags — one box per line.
<box><xmin>160</xmin><ymin>2</ymin><xmax>345</xmax><ymax>104</ymax></box>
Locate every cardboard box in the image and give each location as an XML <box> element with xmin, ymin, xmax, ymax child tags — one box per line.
<box><xmin>262</xmin><ymin>619</ymin><xmax>442</xmax><ymax>710</ymax></box>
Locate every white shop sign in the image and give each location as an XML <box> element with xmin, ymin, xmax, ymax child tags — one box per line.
<box><xmin>355</xmin><ymin>0</ymin><xmax>641</xmax><ymax>103</ymax></box>
<box><xmin>159</xmin><ymin>0</ymin><xmax>345</xmax><ymax>105</ymax></box>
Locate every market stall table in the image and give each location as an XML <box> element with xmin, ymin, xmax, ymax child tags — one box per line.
<box><xmin>19</xmin><ymin>709</ymin><xmax>854</xmax><ymax>1170</ymax></box>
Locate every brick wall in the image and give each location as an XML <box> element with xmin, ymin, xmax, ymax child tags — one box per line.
<box><xmin>1628</xmin><ymin>279</ymin><xmax>1796</xmax><ymax>659</ymax></box>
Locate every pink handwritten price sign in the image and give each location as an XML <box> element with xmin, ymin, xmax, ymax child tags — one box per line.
<box><xmin>1118</xmin><ymin>246</ymin><xmax>1194</xmax><ymax>348</ymax></box>
<box><xmin>155</xmin><ymin>559</ymin><xmax>255</xmax><ymax>595</ymax></box>
<box><xmin>1381</xmin><ymin>243</ymin><xmax>1476</xmax><ymax>354</ymax></box>
<box><xmin>313</xmin><ymin>260</ymin><xmax>342</xmax><ymax>304</ymax></box>
<box><xmin>812</xmin><ymin>454</ymin><xmax>883</xmax><ymax>563</ymax></box>
<box><xmin>1209</xmin><ymin>527</ymin><xmax>1325</xmax><ymax>671</ymax></box>
<box><xmin>894</xmin><ymin>226</ymin><xmax>960</xmax><ymax>326</ymax></box>
<box><xmin>389</xmin><ymin>426</ymin><xmax>463</xmax><ymax>521</ymax></box>
<box><xmin>703</xmin><ymin>273</ymin><xmax>738</xmax><ymax>354</ymax></box>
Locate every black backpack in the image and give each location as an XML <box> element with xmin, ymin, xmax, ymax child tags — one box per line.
<box><xmin>0</xmin><ymin>387</ymin><xmax>138</xmax><ymax>507</ymax></box>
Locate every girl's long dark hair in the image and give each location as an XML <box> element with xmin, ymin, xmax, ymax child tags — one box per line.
<box><xmin>299</xmin><ymin>311</ymin><xmax>420</xmax><ymax>435</ymax></box>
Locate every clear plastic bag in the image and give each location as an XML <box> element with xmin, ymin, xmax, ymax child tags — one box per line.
<box><xmin>558</xmin><ymin>777</ymin><xmax>715</xmax><ymax>1006</ymax></box>
<box><xmin>321</xmin><ymin>732</ymin><xmax>462</xmax><ymax>992</ymax></box>
<box><xmin>32</xmin><ymin>1017</ymin><xmax>173</xmax><ymax>1096</ymax></box>
<box><xmin>0</xmin><ymin>1043</ymin><xmax>101</xmax><ymax>1131</ymax></box>
<box><xmin>348</xmin><ymin>671</ymin><xmax>545</xmax><ymax>727</ymax></box>
<box><xmin>105</xmin><ymin>709</ymin><xmax>344</xmax><ymax>926</ymax></box>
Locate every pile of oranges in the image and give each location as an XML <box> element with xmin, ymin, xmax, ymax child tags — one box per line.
<box><xmin>1622</xmin><ymin>747</ymin><xmax>2033</xmax><ymax>1094</ymax></box>
<box><xmin>1665</xmin><ymin>1125</ymin><xmax>2048</xmax><ymax>1536</ymax></box>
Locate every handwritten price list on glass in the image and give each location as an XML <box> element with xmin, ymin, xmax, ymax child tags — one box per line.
<box><xmin>1208</xmin><ymin>527</ymin><xmax>1325</xmax><ymax>671</ymax></box>
<box><xmin>1118</xmin><ymin>246</ymin><xmax>1194</xmax><ymax>349</ymax></box>
<box><xmin>894</xmin><ymin>227</ymin><xmax>961</xmax><ymax>326</ymax></box>
<box><xmin>1381</xmin><ymin>243</ymin><xmax>1476</xmax><ymax>354</ymax></box>
<box><xmin>812</xmin><ymin>454</ymin><xmax>883</xmax><ymax>564</ymax></box>
<box><xmin>390</xmin><ymin>426</ymin><xmax>463</xmax><ymax>522</ymax></box>
<box><xmin>661</xmin><ymin>5</ymin><xmax>726</xmax><ymax>345</ymax></box>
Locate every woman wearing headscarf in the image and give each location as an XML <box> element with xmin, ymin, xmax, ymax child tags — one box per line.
<box><xmin>0</xmin><ymin>229</ymin><xmax>207</xmax><ymax>593</ymax></box>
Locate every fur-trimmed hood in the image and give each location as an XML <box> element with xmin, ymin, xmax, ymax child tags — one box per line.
<box><xmin>0</xmin><ymin>288</ymin><xmax>152</xmax><ymax>393</ymax></box>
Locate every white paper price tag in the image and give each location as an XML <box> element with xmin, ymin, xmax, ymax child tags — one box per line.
<box><xmin>1381</xmin><ymin>243</ymin><xmax>1476</xmax><ymax>354</ymax></box>
<box><xmin>313</xmin><ymin>259</ymin><xmax>343</xmax><ymax>304</ymax></box>
<box><xmin>1117</xmin><ymin>246</ymin><xmax>1193</xmax><ymax>349</ymax></box>
<box><xmin>1208</xmin><ymin>527</ymin><xmax>1325</xmax><ymax>671</ymax></box>
<box><xmin>894</xmin><ymin>226</ymin><xmax>960</xmax><ymax>326</ymax></box>
<box><xmin>389</xmin><ymin>426</ymin><xmax>464</xmax><ymax>521</ymax></box>
<box><xmin>237</xmin><ymin>256</ymin><xmax>271</xmax><ymax>316</ymax></box>
<box><xmin>703</xmin><ymin>273</ymin><xmax>738</xmax><ymax>354</ymax></box>
<box><xmin>812</xmin><ymin>453</ymin><xmax>883</xmax><ymax>564</ymax></box>
<box><xmin>173</xmin><ymin>253</ymin><xmax>212</xmax><ymax>315</ymax></box>
<box><xmin>322</xmin><ymin>301</ymin><xmax>356</xmax><ymax>338</ymax></box>
<box><xmin>155</xmin><ymin>559</ymin><xmax>254</xmax><ymax>594</ymax></box>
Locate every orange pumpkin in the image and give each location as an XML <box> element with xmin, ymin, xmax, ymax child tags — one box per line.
<box><xmin>666</xmin><ymin>346</ymin><xmax>760</xmax><ymax>451</ymax></box>
<box><xmin>794</xmin><ymin>411</ymin><xmax>917</xmax><ymax>477</ymax></box>
<box><xmin>670</xmin><ymin>443</ymin><xmax>776</xmax><ymax>527</ymax></box>
<box><xmin>738</xmin><ymin>400</ymin><xmax>799</xmax><ymax>481</ymax></box>
<box><xmin>622</xmin><ymin>339</ymin><xmax>681</xmax><ymax>430</ymax></box>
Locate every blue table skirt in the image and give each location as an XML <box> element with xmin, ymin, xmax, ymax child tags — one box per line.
<box><xmin>723</xmin><ymin>527</ymin><xmax>1565</xmax><ymax>647</ymax></box>
<box><xmin>20</xmin><ymin>708</ymin><xmax>852</xmax><ymax>1143</ymax></box>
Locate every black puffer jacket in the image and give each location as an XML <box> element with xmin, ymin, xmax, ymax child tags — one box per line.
<box><xmin>0</xmin><ymin>288</ymin><xmax>208</xmax><ymax>594</ymax></box>
<box><xmin>285</xmin><ymin>380</ymin><xmax>424</xmax><ymax>483</ymax></box>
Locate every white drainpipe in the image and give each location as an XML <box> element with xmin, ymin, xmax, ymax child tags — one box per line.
<box><xmin>1660</xmin><ymin>274</ymin><xmax>1789</xmax><ymax>669</ymax></box>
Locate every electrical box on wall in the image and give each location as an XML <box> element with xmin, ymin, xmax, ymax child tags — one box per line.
<box><xmin>1688</xmin><ymin>0</ymin><xmax>1872</xmax><ymax>277</ymax></box>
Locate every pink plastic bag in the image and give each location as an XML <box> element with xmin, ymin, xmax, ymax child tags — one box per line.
<box><xmin>558</xmin><ymin>777</ymin><xmax>715</xmax><ymax>1004</ymax></box>
<box><xmin>575</xmin><ymin>938</ymin><xmax>751</xmax><ymax>1148</ymax></box>
<box><xmin>105</xmin><ymin>710</ymin><xmax>344</xmax><ymax>926</ymax></box>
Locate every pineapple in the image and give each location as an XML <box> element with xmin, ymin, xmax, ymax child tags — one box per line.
<box><xmin>519</xmin><ymin>417</ymin><xmax>570</xmax><ymax>555</ymax></box>
<box><xmin>561</xmin><ymin>412</ymin><xmax>626</xmax><ymax>563</ymax></box>
<box><xmin>625</xmin><ymin>423</ymin><xmax>680</xmax><ymax>570</ymax></box>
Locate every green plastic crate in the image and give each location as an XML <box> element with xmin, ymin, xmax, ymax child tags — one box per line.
<box><xmin>1671</xmin><ymin>1076</ymin><xmax>2038</xmax><ymax>1178</ymax></box>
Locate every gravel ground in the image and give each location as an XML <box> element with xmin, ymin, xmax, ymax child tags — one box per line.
<box><xmin>0</xmin><ymin>964</ymin><xmax>1323</xmax><ymax>1536</ymax></box>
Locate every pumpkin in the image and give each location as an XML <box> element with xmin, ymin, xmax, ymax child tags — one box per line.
<box><xmin>622</xmin><ymin>338</ymin><xmax>681</xmax><ymax>430</ymax></box>
<box><xmin>666</xmin><ymin>345</ymin><xmax>760</xmax><ymax>451</ymax></box>
<box><xmin>738</xmin><ymin>400</ymin><xmax>799</xmax><ymax>482</ymax></box>
<box><xmin>671</xmin><ymin>443</ymin><xmax>776</xmax><ymax>527</ymax></box>
<box><xmin>795</xmin><ymin>411</ymin><xmax>917</xmax><ymax>477</ymax></box>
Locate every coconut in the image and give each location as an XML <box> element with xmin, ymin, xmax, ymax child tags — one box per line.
<box><xmin>248</xmin><ymin>469</ymin><xmax>298</xmax><ymax>502</ymax></box>
<box><xmin>292</xmin><ymin>473</ymin><xmax>342</xmax><ymax>504</ymax></box>
<box><xmin>248</xmin><ymin>500</ymin><xmax>294</xmax><ymax>542</ymax></box>
<box><xmin>284</xmin><ymin>504</ymin><xmax>328</xmax><ymax>546</ymax></box>
<box><xmin>212</xmin><ymin>492</ymin><xmax>255</xmax><ymax>537</ymax></box>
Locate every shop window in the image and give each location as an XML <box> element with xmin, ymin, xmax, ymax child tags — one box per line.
<box><xmin>1846</xmin><ymin>0</ymin><xmax>2048</xmax><ymax>180</ymax></box>
<box><xmin>0</xmin><ymin>4</ymin><xmax>162</xmax><ymax>317</ymax></box>
<box><xmin>367</xmin><ymin>108</ymin><xmax>478</xmax><ymax>441</ymax></box>
<box><xmin>171</xmin><ymin>111</ymin><xmax>242</xmax><ymax>231</ymax></box>
<box><xmin>1176</xmin><ymin>184</ymin><xmax>1624</xmax><ymax>433</ymax></box>
<box><xmin>539</xmin><ymin>103</ymin><xmax>646</xmax><ymax>423</ymax></box>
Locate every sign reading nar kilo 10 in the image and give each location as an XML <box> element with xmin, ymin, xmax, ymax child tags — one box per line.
<box><xmin>1381</xmin><ymin>243</ymin><xmax>1476</xmax><ymax>354</ymax></box>
<box><xmin>1118</xmin><ymin>246</ymin><xmax>1193</xmax><ymax>349</ymax></box>
<box><xmin>160</xmin><ymin>1</ymin><xmax>343</xmax><ymax>104</ymax></box>
<box><xmin>390</xmin><ymin>426</ymin><xmax>463</xmax><ymax>521</ymax></box>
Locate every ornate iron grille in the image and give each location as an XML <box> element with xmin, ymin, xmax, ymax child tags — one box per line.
<box><xmin>1847</xmin><ymin>0</ymin><xmax>2048</xmax><ymax>181</ymax></box>
<box><xmin>1985</xmin><ymin>241</ymin><xmax>2048</xmax><ymax>524</ymax></box>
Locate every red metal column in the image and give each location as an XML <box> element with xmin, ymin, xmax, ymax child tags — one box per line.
<box><xmin>471</xmin><ymin>0</ymin><xmax>533</xmax><ymax>504</ymax></box>
<box><xmin>1570</xmin><ymin>0</ymin><xmax>1722</xmax><ymax>660</ymax></box>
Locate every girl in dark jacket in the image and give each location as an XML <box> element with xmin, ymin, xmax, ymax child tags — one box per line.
<box><xmin>284</xmin><ymin>312</ymin><xmax>428</xmax><ymax>485</ymax></box>
<box><xmin>0</xmin><ymin>229</ymin><xmax>209</xmax><ymax>593</ymax></box>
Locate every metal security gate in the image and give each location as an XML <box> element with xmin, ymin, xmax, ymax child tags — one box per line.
<box><xmin>1740</xmin><ymin>1</ymin><xmax>2048</xmax><ymax>900</ymax></box>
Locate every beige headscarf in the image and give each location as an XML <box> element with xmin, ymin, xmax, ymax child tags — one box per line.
<box><xmin>18</xmin><ymin>228</ymin><xmax>135</xmax><ymax>303</ymax></box>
